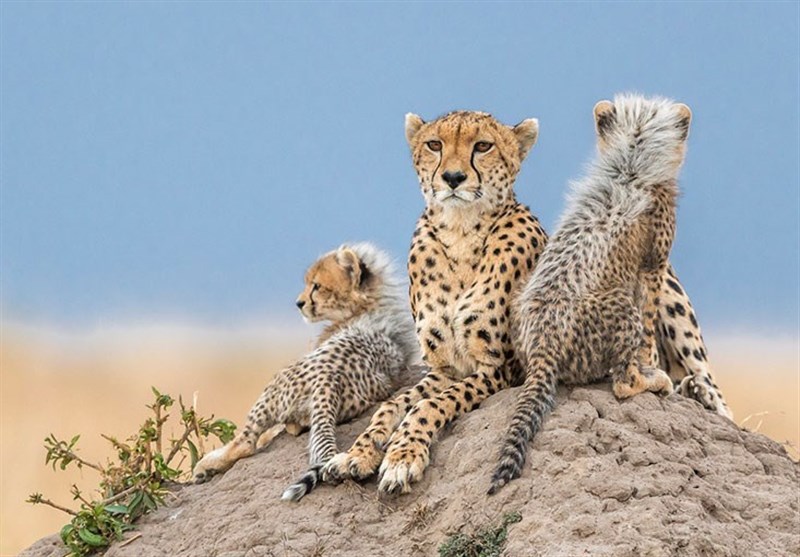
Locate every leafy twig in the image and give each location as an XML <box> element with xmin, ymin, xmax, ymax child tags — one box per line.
<box><xmin>29</xmin><ymin>386</ymin><xmax>236</xmax><ymax>557</ymax></box>
<box><xmin>165</xmin><ymin>423</ymin><xmax>194</xmax><ymax>466</ymax></box>
<box><xmin>100</xmin><ymin>484</ymin><xmax>144</xmax><ymax>507</ymax></box>
<box><xmin>44</xmin><ymin>435</ymin><xmax>104</xmax><ymax>473</ymax></box>
<box><xmin>27</xmin><ymin>493</ymin><xmax>78</xmax><ymax>516</ymax></box>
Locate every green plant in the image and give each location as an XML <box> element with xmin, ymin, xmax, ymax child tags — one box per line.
<box><xmin>438</xmin><ymin>511</ymin><xmax>523</xmax><ymax>557</ymax></box>
<box><xmin>28</xmin><ymin>387</ymin><xmax>235</xmax><ymax>557</ymax></box>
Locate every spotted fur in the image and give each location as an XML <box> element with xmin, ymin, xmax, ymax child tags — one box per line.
<box><xmin>323</xmin><ymin>111</ymin><xmax>547</xmax><ymax>494</ymax></box>
<box><xmin>192</xmin><ymin>243</ymin><xmax>420</xmax><ymax>502</ymax></box>
<box><xmin>489</xmin><ymin>94</ymin><xmax>723</xmax><ymax>494</ymax></box>
<box><xmin>657</xmin><ymin>266</ymin><xmax>731</xmax><ymax>417</ymax></box>
<box><xmin>322</xmin><ymin>105</ymin><xmax>728</xmax><ymax>498</ymax></box>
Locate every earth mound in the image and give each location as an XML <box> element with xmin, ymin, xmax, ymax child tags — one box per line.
<box><xmin>22</xmin><ymin>382</ymin><xmax>799</xmax><ymax>557</ymax></box>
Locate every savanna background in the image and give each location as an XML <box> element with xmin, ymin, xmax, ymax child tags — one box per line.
<box><xmin>1</xmin><ymin>3</ymin><xmax>798</xmax><ymax>555</ymax></box>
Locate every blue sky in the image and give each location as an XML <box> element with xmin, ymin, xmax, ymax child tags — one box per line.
<box><xmin>2</xmin><ymin>2</ymin><xmax>798</xmax><ymax>332</ymax></box>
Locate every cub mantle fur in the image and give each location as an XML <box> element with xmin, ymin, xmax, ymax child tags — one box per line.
<box><xmin>490</xmin><ymin>94</ymin><xmax>692</xmax><ymax>494</ymax></box>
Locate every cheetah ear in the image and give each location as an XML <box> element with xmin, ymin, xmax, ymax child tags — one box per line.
<box><xmin>675</xmin><ymin>103</ymin><xmax>692</xmax><ymax>140</ymax></box>
<box><xmin>511</xmin><ymin>118</ymin><xmax>539</xmax><ymax>161</ymax></box>
<box><xmin>335</xmin><ymin>247</ymin><xmax>368</xmax><ymax>288</ymax></box>
<box><xmin>593</xmin><ymin>100</ymin><xmax>616</xmax><ymax>139</ymax></box>
<box><xmin>405</xmin><ymin>113</ymin><xmax>425</xmax><ymax>146</ymax></box>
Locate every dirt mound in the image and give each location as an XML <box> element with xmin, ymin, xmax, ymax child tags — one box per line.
<box><xmin>22</xmin><ymin>383</ymin><xmax>799</xmax><ymax>557</ymax></box>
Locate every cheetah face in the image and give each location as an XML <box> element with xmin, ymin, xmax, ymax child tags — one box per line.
<box><xmin>404</xmin><ymin>111</ymin><xmax>539</xmax><ymax>212</ymax></box>
<box><xmin>295</xmin><ymin>246</ymin><xmax>372</xmax><ymax>323</ymax></box>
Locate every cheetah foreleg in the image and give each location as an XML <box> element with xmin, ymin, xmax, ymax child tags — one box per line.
<box><xmin>306</xmin><ymin>383</ymin><xmax>342</xmax><ymax>466</ymax></box>
<box><xmin>378</xmin><ymin>368</ymin><xmax>507</xmax><ymax>495</ymax></box>
<box><xmin>321</xmin><ymin>371</ymin><xmax>452</xmax><ymax>483</ymax></box>
<box><xmin>282</xmin><ymin>383</ymin><xmax>342</xmax><ymax>502</ymax></box>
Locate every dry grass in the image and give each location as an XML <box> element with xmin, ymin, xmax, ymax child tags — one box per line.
<box><xmin>0</xmin><ymin>322</ymin><xmax>309</xmax><ymax>556</ymax></box>
<box><xmin>709</xmin><ymin>334</ymin><xmax>799</xmax><ymax>461</ymax></box>
<box><xmin>402</xmin><ymin>501</ymin><xmax>438</xmax><ymax>535</ymax></box>
<box><xmin>1</xmin><ymin>325</ymin><xmax>797</xmax><ymax>556</ymax></box>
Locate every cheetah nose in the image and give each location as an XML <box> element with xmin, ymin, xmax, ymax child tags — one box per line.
<box><xmin>442</xmin><ymin>170</ymin><xmax>467</xmax><ymax>189</ymax></box>
<box><xmin>296</xmin><ymin>300</ymin><xmax>306</xmax><ymax>309</ymax></box>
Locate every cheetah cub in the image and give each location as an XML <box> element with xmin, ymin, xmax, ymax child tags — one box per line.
<box><xmin>490</xmin><ymin>94</ymin><xmax>694</xmax><ymax>493</ymax></box>
<box><xmin>192</xmin><ymin>243</ymin><xmax>419</xmax><ymax>502</ymax></box>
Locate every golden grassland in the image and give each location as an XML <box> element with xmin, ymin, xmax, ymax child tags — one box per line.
<box><xmin>1</xmin><ymin>324</ymin><xmax>797</xmax><ymax>556</ymax></box>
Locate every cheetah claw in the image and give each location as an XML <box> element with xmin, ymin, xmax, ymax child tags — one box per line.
<box><xmin>321</xmin><ymin>446</ymin><xmax>383</xmax><ymax>482</ymax></box>
<box><xmin>320</xmin><ymin>453</ymin><xmax>348</xmax><ymax>483</ymax></box>
<box><xmin>679</xmin><ymin>375</ymin><xmax>733</xmax><ymax>419</ymax></box>
<box><xmin>377</xmin><ymin>445</ymin><xmax>429</xmax><ymax>495</ymax></box>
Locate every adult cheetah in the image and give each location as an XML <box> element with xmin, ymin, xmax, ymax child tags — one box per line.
<box><xmin>490</xmin><ymin>94</ymin><xmax>705</xmax><ymax>493</ymax></box>
<box><xmin>323</xmin><ymin>111</ymin><xmax>546</xmax><ymax>494</ymax></box>
<box><xmin>325</xmin><ymin>109</ymin><xmax>729</xmax><ymax>496</ymax></box>
<box><xmin>192</xmin><ymin>243</ymin><xmax>419</xmax><ymax>501</ymax></box>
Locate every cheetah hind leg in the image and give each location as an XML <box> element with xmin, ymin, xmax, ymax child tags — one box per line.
<box><xmin>613</xmin><ymin>361</ymin><xmax>673</xmax><ymax>400</ymax></box>
<box><xmin>283</xmin><ymin>422</ymin><xmax>304</xmax><ymax>437</ymax></box>
<box><xmin>256</xmin><ymin>424</ymin><xmax>289</xmax><ymax>449</ymax></box>
<box><xmin>193</xmin><ymin>432</ymin><xmax>257</xmax><ymax>484</ymax></box>
<box><xmin>194</xmin><ymin>423</ymin><xmax>286</xmax><ymax>484</ymax></box>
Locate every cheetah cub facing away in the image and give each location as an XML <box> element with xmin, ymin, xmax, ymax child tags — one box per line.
<box><xmin>193</xmin><ymin>243</ymin><xmax>419</xmax><ymax>501</ymax></box>
<box><xmin>490</xmin><ymin>94</ymin><xmax>693</xmax><ymax>493</ymax></box>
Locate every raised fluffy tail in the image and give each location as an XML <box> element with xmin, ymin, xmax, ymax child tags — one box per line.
<box><xmin>281</xmin><ymin>465</ymin><xmax>322</xmax><ymax>502</ymax></box>
<box><xmin>488</xmin><ymin>355</ymin><xmax>558</xmax><ymax>494</ymax></box>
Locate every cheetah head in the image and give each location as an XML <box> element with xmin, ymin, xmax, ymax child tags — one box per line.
<box><xmin>295</xmin><ymin>244</ymin><xmax>377</xmax><ymax>323</ymax></box>
<box><xmin>404</xmin><ymin>111</ymin><xmax>539</xmax><ymax>212</ymax></box>
<box><xmin>593</xmin><ymin>94</ymin><xmax>692</xmax><ymax>175</ymax></box>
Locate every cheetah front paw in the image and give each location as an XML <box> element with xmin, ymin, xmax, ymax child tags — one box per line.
<box><xmin>320</xmin><ymin>452</ymin><xmax>348</xmax><ymax>483</ymax></box>
<box><xmin>679</xmin><ymin>375</ymin><xmax>733</xmax><ymax>419</ymax></box>
<box><xmin>321</xmin><ymin>443</ymin><xmax>384</xmax><ymax>483</ymax></box>
<box><xmin>377</xmin><ymin>441</ymin><xmax>430</xmax><ymax>495</ymax></box>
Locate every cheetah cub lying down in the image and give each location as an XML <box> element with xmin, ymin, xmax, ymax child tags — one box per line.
<box><xmin>193</xmin><ymin>243</ymin><xmax>419</xmax><ymax>501</ymax></box>
<box><xmin>490</xmin><ymin>94</ymin><xmax>696</xmax><ymax>493</ymax></box>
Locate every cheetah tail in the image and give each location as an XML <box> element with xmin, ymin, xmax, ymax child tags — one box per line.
<box><xmin>281</xmin><ymin>465</ymin><xmax>322</xmax><ymax>502</ymax></box>
<box><xmin>488</xmin><ymin>358</ymin><xmax>557</xmax><ymax>495</ymax></box>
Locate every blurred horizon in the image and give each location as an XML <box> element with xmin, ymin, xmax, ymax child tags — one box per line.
<box><xmin>3</xmin><ymin>316</ymin><xmax>799</xmax><ymax>348</ymax></box>
<box><xmin>1</xmin><ymin>2</ymin><xmax>799</xmax><ymax>332</ymax></box>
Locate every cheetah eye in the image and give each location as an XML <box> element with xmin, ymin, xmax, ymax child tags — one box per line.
<box><xmin>474</xmin><ymin>141</ymin><xmax>493</xmax><ymax>153</ymax></box>
<box><xmin>311</xmin><ymin>282</ymin><xmax>320</xmax><ymax>292</ymax></box>
<box><xmin>426</xmin><ymin>140</ymin><xmax>442</xmax><ymax>152</ymax></box>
